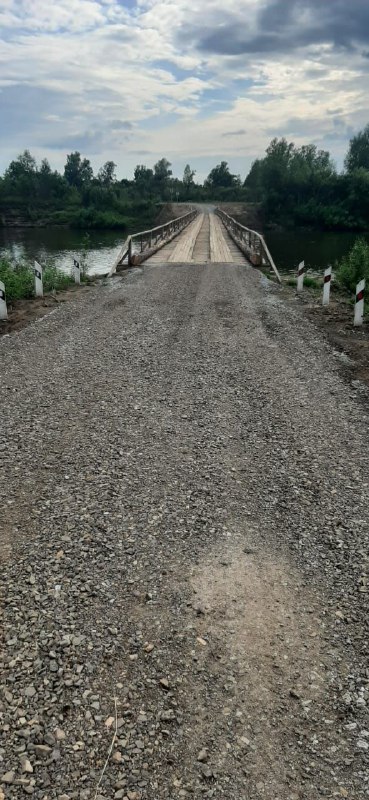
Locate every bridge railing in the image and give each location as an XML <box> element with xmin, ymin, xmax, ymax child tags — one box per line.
<box><xmin>111</xmin><ymin>208</ymin><xmax>198</xmax><ymax>272</ymax></box>
<box><xmin>216</xmin><ymin>208</ymin><xmax>281</xmax><ymax>283</ymax></box>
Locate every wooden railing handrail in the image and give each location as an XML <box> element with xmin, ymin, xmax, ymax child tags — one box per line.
<box><xmin>110</xmin><ymin>208</ymin><xmax>198</xmax><ymax>272</ymax></box>
<box><xmin>216</xmin><ymin>208</ymin><xmax>281</xmax><ymax>283</ymax></box>
<box><xmin>130</xmin><ymin>209</ymin><xmax>196</xmax><ymax>242</ymax></box>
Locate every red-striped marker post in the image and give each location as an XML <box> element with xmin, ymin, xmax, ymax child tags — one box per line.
<box><xmin>297</xmin><ymin>260</ymin><xmax>305</xmax><ymax>292</ymax></box>
<box><xmin>0</xmin><ymin>280</ymin><xmax>8</xmax><ymax>320</ymax></box>
<box><xmin>322</xmin><ymin>265</ymin><xmax>332</xmax><ymax>306</ymax></box>
<box><xmin>354</xmin><ymin>279</ymin><xmax>365</xmax><ymax>326</ymax></box>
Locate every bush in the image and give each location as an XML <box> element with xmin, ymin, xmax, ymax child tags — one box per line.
<box><xmin>49</xmin><ymin>210</ymin><xmax>74</xmax><ymax>224</ymax></box>
<box><xmin>43</xmin><ymin>265</ymin><xmax>74</xmax><ymax>292</ymax></box>
<box><xmin>0</xmin><ymin>256</ymin><xmax>74</xmax><ymax>303</ymax></box>
<box><xmin>69</xmin><ymin>208</ymin><xmax>129</xmax><ymax>229</ymax></box>
<box><xmin>0</xmin><ymin>258</ymin><xmax>34</xmax><ymax>302</ymax></box>
<box><xmin>336</xmin><ymin>237</ymin><xmax>369</xmax><ymax>293</ymax></box>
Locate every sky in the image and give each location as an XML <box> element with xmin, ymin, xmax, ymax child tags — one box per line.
<box><xmin>0</xmin><ymin>0</ymin><xmax>368</xmax><ymax>181</ymax></box>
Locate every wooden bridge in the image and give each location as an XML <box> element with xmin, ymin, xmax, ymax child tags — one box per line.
<box><xmin>110</xmin><ymin>207</ymin><xmax>281</xmax><ymax>282</ymax></box>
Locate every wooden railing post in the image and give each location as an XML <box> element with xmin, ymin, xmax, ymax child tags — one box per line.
<box><xmin>215</xmin><ymin>206</ymin><xmax>281</xmax><ymax>283</ymax></box>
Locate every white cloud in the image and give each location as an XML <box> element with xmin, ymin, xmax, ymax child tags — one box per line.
<box><xmin>0</xmin><ymin>0</ymin><xmax>367</xmax><ymax>177</ymax></box>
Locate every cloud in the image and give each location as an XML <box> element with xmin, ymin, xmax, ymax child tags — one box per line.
<box><xmin>222</xmin><ymin>129</ymin><xmax>247</xmax><ymax>137</ymax></box>
<box><xmin>180</xmin><ymin>0</ymin><xmax>369</xmax><ymax>56</ymax></box>
<box><xmin>0</xmin><ymin>0</ymin><xmax>368</xmax><ymax>177</ymax></box>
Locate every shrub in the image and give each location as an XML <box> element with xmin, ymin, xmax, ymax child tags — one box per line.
<box><xmin>0</xmin><ymin>258</ymin><xmax>33</xmax><ymax>302</ymax></box>
<box><xmin>49</xmin><ymin>210</ymin><xmax>73</xmax><ymax>224</ymax></box>
<box><xmin>336</xmin><ymin>238</ymin><xmax>369</xmax><ymax>293</ymax></box>
<box><xmin>69</xmin><ymin>208</ymin><xmax>129</xmax><ymax>229</ymax></box>
<box><xmin>0</xmin><ymin>256</ymin><xmax>74</xmax><ymax>303</ymax></box>
<box><xmin>43</xmin><ymin>265</ymin><xmax>74</xmax><ymax>292</ymax></box>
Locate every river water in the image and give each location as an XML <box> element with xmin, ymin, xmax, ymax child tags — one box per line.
<box><xmin>0</xmin><ymin>226</ymin><xmax>368</xmax><ymax>276</ymax></box>
<box><xmin>0</xmin><ymin>228</ymin><xmax>123</xmax><ymax>277</ymax></box>
<box><xmin>267</xmin><ymin>229</ymin><xmax>369</xmax><ymax>273</ymax></box>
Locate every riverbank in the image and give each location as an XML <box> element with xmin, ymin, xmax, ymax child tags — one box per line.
<box><xmin>0</xmin><ymin>204</ymin><xmax>157</xmax><ymax>230</ymax></box>
<box><xmin>0</xmin><ymin>283</ymin><xmax>93</xmax><ymax>336</ymax></box>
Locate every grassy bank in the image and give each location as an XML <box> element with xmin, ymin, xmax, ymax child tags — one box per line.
<box><xmin>0</xmin><ymin>257</ymin><xmax>76</xmax><ymax>304</ymax></box>
<box><xmin>270</xmin><ymin>237</ymin><xmax>369</xmax><ymax>300</ymax></box>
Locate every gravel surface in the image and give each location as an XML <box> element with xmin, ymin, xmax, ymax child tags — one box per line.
<box><xmin>1</xmin><ymin>263</ymin><xmax>369</xmax><ymax>799</ymax></box>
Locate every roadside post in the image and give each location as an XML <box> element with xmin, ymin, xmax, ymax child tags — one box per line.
<box><xmin>73</xmin><ymin>258</ymin><xmax>81</xmax><ymax>284</ymax></box>
<box><xmin>354</xmin><ymin>279</ymin><xmax>365</xmax><ymax>326</ymax></box>
<box><xmin>0</xmin><ymin>280</ymin><xmax>8</xmax><ymax>320</ymax></box>
<box><xmin>322</xmin><ymin>265</ymin><xmax>332</xmax><ymax>306</ymax></box>
<box><xmin>297</xmin><ymin>261</ymin><xmax>305</xmax><ymax>292</ymax></box>
<box><xmin>34</xmin><ymin>261</ymin><xmax>43</xmax><ymax>297</ymax></box>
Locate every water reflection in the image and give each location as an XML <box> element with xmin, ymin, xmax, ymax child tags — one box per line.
<box><xmin>266</xmin><ymin>230</ymin><xmax>369</xmax><ymax>273</ymax></box>
<box><xmin>0</xmin><ymin>228</ymin><xmax>125</xmax><ymax>276</ymax></box>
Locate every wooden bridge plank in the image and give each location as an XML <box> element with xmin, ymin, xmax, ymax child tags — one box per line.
<box><xmin>168</xmin><ymin>214</ymin><xmax>204</xmax><ymax>262</ymax></box>
<box><xmin>145</xmin><ymin>212</ymin><xmax>250</xmax><ymax>266</ymax></box>
<box><xmin>209</xmin><ymin>213</ymin><xmax>233</xmax><ymax>262</ymax></box>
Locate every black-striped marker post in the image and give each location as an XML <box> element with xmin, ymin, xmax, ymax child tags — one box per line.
<box><xmin>354</xmin><ymin>279</ymin><xmax>365</xmax><ymax>326</ymax></box>
<box><xmin>73</xmin><ymin>258</ymin><xmax>81</xmax><ymax>285</ymax></box>
<box><xmin>322</xmin><ymin>265</ymin><xmax>332</xmax><ymax>306</ymax></box>
<box><xmin>297</xmin><ymin>260</ymin><xmax>305</xmax><ymax>292</ymax></box>
<box><xmin>34</xmin><ymin>260</ymin><xmax>43</xmax><ymax>297</ymax></box>
<box><xmin>0</xmin><ymin>280</ymin><xmax>8</xmax><ymax>320</ymax></box>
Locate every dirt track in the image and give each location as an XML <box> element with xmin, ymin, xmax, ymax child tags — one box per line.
<box><xmin>1</xmin><ymin>263</ymin><xmax>369</xmax><ymax>799</ymax></box>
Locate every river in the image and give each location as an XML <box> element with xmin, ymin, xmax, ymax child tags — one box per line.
<box><xmin>1</xmin><ymin>226</ymin><xmax>368</xmax><ymax>276</ymax></box>
<box><xmin>0</xmin><ymin>228</ymin><xmax>123</xmax><ymax>277</ymax></box>
<box><xmin>266</xmin><ymin>229</ymin><xmax>369</xmax><ymax>273</ymax></box>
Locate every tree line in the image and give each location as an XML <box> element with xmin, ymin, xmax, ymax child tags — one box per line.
<box><xmin>1</xmin><ymin>124</ymin><xmax>369</xmax><ymax>230</ymax></box>
<box><xmin>245</xmin><ymin>125</ymin><xmax>369</xmax><ymax>230</ymax></box>
<box><xmin>0</xmin><ymin>151</ymin><xmax>243</xmax><ymax>230</ymax></box>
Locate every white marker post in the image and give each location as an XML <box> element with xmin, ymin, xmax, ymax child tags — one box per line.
<box><xmin>34</xmin><ymin>261</ymin><xmax>43</xmax><ymax>297</ymax></box>
<box><xmin>297</xmin><ymin>261</ymin><xmax>305</xmax><ymax>292</ymax></box>
<box><xmin>0</xmin><ymin>280</ymin><xmax>8</xmax><ymax>320</ymax></box>
<box><xmin>322</xmin><ymin>265</ymin><xmax>332</xmax><ymax>306</ymax></box>
<box><xmin>354</xmin><ymin>279</ymin><xmax>365</xmax><ymax>326</ymax></box>
<box><xmin>73</xmin><ymin>258</ymin><xmax>81</xmax><ymax>285</ymax></box>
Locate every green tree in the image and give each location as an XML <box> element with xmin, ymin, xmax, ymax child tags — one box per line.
<box><xmin>97</xmin><ymin>161</ymin><xmax>117</xmax><ymax>186</ymax></box>
<box><xmin>183</xmin><ymin>164</ymin><xmax>196</xmax><ymax>194</ymax></box>
<box><xmin>3</xmin><ymin>150</ymin><xmax>38</xmax><ymax>204</ymax></box>
<box><xmin>244</xmin><ymin>159</ymin><xmax>264</xmax><ymax>200</ymax></box>
<box><xmin>37</xmin><ymin>158</ymin><xmax>67</xmax><ymax>203</ymax></box>
<box><xmin>134</xmin><ymin>164</ymin><xmax>154</xmax><ymax>195</ymax></box>
<box><xmin>153</xmin><ymin>158</ymin><xmax>172</xmax><ymax>198</ymax></box>
<box><xmin>5</xmin><ymin>150</ymin><xmax>37</xmax><ymax>180</ymax></box>
<box><xmin>64</xmin><ymin>152</ymin><xmax>93</xmax><ymax>189</ymax></box>
<box><xmin>204</xmin><ymin>161</ymin><xmax>241</xmax><ymax>191</ymax></box>
<box><xmin>345</xmin><ymin>124</ymin><xmax>369</xmax><ymax>172</ymax></box>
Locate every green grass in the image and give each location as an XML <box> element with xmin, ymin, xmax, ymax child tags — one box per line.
<box><xmin>286</xmin><ymin>275</ymin><xmax>321</xmax><ymax>290</ymax></box>
<box><xmin>0</xmin><ymin>257</ymin><xmax>75</xmax><ymax>304</ymax></box>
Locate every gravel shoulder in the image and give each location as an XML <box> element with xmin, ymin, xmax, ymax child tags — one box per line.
<box><xmin>1</xmin><ymin>263</ymin><xmax>369</xmax><ymax>800</ymax></box>
<box><xmin>0</xmin><ymin>285</ymin><xmax>92</xmax><ymax>337</ymax></box>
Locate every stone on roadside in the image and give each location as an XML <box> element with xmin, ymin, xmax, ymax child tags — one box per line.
<box><xmin>21</xmin><ymin>757</ymin><xmax>33</xmax><ymax>773</ymax></box>
<box><xmin>1</xmin><ymin>771</ymin><xmax>15</xmax><ymax>784</ymax></box>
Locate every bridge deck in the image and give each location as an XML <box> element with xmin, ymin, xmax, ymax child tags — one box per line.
<box><xmin>145</xmin><ymin>211</ymin><xmax>248</xmax><ymax>265</ymax></box>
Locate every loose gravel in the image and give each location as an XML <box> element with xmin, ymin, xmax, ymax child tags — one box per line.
<box><xmin>0</xmin><ymin>263</ymin><xmax>369</xmax><ymax>799</ymax></box>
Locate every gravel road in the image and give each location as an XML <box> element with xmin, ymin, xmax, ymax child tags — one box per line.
<box><xmin>1</xmin><ymin>263</ymin><xmax>369</xmax><ymax>800</ymax></box>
